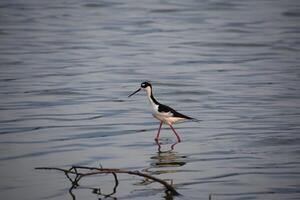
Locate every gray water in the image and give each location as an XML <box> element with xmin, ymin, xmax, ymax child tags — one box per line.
<box><xmin>1</xmin><ymin>0</ymin><xmax>300</xmax><ymax>199</ymax></box>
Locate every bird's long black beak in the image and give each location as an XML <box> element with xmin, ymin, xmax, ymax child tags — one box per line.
<box><xmin>128</xmin><ymin>88</ymin><xmax>141</xmax><ymax>97</ymax></box>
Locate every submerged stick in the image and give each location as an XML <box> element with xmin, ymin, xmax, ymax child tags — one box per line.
<box><xmin>36</xmin><ymin>166</ymin><xmax>180</xmax><ymax>197</ymax></box>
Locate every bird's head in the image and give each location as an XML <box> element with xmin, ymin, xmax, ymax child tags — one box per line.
<box><xmin>128</xmin><ymin>81</ymin><xmax>152</xmax><ymax>97</ymax></box>
<box><xmin>141</xmin><ymin>81</ymin><xmax>151</xmax><ymax>89</ymax></box>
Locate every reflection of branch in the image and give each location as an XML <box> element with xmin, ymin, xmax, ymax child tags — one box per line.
<box><xmin>36</xmin><ymin>165</ymin><xmax>180</xmax><ymax>198</ymax></box>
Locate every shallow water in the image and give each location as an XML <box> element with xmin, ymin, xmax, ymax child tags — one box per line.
<box><xmin>1</xmin><ymin>0</ymin><xmax>300</xmax><ymax>199</ymax></box>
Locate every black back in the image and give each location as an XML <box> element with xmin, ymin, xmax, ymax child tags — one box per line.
<box><xmin>158</xmin><ymin>104</ymin><xmax>193</xmax><ymax>119</ymax></box>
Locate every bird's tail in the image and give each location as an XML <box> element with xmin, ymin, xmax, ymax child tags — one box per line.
<box><xmin>190</xmin><ymin>118</ymin><xmax>201</xmax><ymax>123</ymax></box>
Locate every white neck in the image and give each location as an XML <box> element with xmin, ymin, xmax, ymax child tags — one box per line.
<box><xmin>145</xmin><ymin>86</ymin><xmax>159</xmax><ymax>112</ymax></box>
<box><xmin>145</xmin><ymin>87</ymin><xmax>152</xmax><ymax>99</ymax></box>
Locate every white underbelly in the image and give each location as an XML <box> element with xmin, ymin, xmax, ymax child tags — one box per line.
<box><xmin>152</xmin><ymin>113</ymin><xmax>185</xmax><ymax>125</ymax></box>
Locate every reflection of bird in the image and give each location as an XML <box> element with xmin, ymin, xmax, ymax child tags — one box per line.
<box><xmin>128</xmin><ymin>82</ymin><xmax>195</xmax><ymax>142</ymax></box>
<box><xmin>151</xmin><ymin>140</ymin><xmax>186</xmax><ymax>169</ymax></box>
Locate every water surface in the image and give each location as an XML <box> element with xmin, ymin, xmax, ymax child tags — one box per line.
<box><xmin>0</xmin><ymin>0</ymin><xmax>300</xmax><ymax>199</ymax></box>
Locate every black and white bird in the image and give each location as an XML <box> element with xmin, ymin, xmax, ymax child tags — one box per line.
<box><xmin>128</xmin><ymin>81</ymin><xmax>195</xmax><ymax>142</ymax></box>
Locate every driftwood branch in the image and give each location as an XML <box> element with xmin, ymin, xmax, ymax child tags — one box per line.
<box><xmin>36</xmin><ymin>165</ymin><xmax>180</xmax><ymax>199</ymax></box>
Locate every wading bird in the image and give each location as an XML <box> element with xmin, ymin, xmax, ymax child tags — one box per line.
<box><xmin>128</xmin><ymin>82</ymin><xmax>195</xmax><ymax>142</ymax></box>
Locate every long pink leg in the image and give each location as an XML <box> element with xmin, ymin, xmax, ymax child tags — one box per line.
<box><xmin>169</xmin><ymin>125</ymin><xmax>181</xmax><ymax>142</ymax></box>
<box><xmin>155</xmin><ymin>121</ymin><xmax>163</xmax><ymax>141</ymax></box>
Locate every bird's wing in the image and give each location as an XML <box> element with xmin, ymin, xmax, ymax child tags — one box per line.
<box><xmin>157</xmin><ymin>104</ymin><xmax>173</xmax><ymax>117</ymax></box>
<box><xmin>158</xmin><ymin>104</ymin><xmax>193</xmax><ymax>119</ymax></box>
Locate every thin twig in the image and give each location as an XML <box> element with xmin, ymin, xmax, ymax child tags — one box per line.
<box><xmin>36</xmin><ymin>166</ymin><xmax>180</xmax><ymax>197</ymax></box>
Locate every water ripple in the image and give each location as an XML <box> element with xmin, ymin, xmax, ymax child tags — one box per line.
<box><xmin>0</xmin><ymin>0</ymin><xmax>300</xmax><ymax>199</ymax></box>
